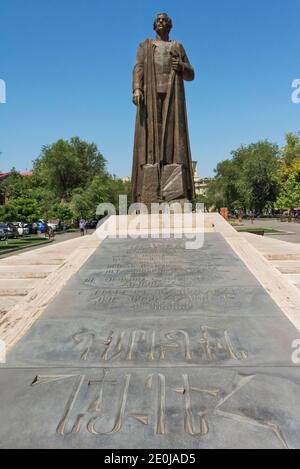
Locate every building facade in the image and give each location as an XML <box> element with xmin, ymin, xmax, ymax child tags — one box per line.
<box><xmin>192</xmin><ymin>162</ymin><xmax>214</xmax><ymax>197</ymax></box>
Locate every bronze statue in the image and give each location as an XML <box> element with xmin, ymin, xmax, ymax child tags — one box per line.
<box><xmin>132</xmin><ymin>13</ymin><xmax>195</xmax><ymax>205</ymax></box>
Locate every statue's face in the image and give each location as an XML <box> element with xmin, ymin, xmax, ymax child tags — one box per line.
<box><xmin>155</xmin><ymin>14</ymin><xmax>171</xmax><ymax>34</ymax></box>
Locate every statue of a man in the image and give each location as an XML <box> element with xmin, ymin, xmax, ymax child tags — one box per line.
<box><xmin>131</xmin><ymin>13</ymin><xmax>195</xmax><ymax>205</ymax></box>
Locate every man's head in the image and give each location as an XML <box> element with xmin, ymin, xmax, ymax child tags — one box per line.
<box><xmin>153</xmin><ymin>13</ymin><xmax>173</xmax><ymax>34</ymax></box>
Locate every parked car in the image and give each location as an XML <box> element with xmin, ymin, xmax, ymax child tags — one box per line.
<box><xmin>47</xmin><ymin>219</ymin><xmax>61</xmax><ymax>232</ymax></box>
<box><xmin>7</xmin><ymin>223</ymin><xmax>19</xmax><ymax>238</ymax></box>
<box><xmin>0</xmin><ymin>223</ymin><xmax>18</xmax><ymax>239</ymax></box>
<box><xmin>36</xmin><ymin>220</ymin><xmax>48</xmax><ymax>233</ymax></box>
<box><xmin>24</xmin><ymin>222</ymin><xmax>38</xmax><ymax>235</ymax></box>
<box><xmin>272</xmin><ymin>210</ymin><xmax>283</xmax><ymax>218</ymax></box>
<box><xmin>0</xmin><ymin>227</ymin><xmax>6</xmax><ymax>241</ymax></box>
<box><xmin>85</xmin><ymin>219</ymin><xmax>98</xmax><ymax>229</ymax></box>
<box><xmin>11</xmin><ymin>222</ymin><xmax>29</xmax><ymax>236</ymax></box>
<box><xmin>61</xmin><ymin>222</ymin><xmax>69</xmax><ymax>231</ymax></box>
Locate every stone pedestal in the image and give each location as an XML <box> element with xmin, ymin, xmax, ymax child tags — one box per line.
<box><xmin>1</xmin><ymin>215</ymin><xmax>300</xmax><ymax>448</ymax></box>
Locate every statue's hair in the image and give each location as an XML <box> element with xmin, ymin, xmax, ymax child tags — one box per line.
<box><xmin>153</xmin><ymin>13</ymin><xmax>173</xmax><ymax>32</ymax></box>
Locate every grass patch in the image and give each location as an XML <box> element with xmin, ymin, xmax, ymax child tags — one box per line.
<box><xmin>236</xmin><ymin>227</ymin><xmax>281</xmax><ymax>234</ymax></box>
<box><xmin>0</xmin><ymin>237</ymin><xmax>50</xmax><ymax>252</ymax></box>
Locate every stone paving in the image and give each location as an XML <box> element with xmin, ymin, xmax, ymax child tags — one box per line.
<box><xmin>242</xmin><ymin>232</ymin><xmax>300</xmax><ymax>291</ymax></box>
<box><xmin>0</xmin><ymin>237</ymin><xmax>83</xmax><ymax>317</ymax></box>
<box><xmin>0</xmin><ymin>233</ymin><xmax>103</xmax><ymax>352</ymax></box>
<box><xmin>238</xmin><ymin>219</ymin><xmax>300</xmax><ymax>244</ymax></box>
<box><xmin>1</xmin><ymin>216</ymin><xmax>300</xmax><ymax>449</ymax></box>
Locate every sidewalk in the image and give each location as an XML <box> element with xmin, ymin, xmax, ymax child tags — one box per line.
<box><xmin>241</xmin><ymin>231</ymin><xmax>300</xmax><ymax>291</ymax></box>
<box><xmin>236</xmin><ymin>219</ymin><xmax>300</xmax><ymax>244</ymax></box>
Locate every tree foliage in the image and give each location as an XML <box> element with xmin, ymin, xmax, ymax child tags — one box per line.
<box><xmin>282</xmin><ymin>132</ymin><xmax>300</xmax><ymax>165</ymax></box>
<box><xmin>2</xmin><ymin>132</ymin><xmax>300</xmax><ymax>222</ymax></box>
<box><xmin>33</xmin><ymin>137</ymin><xmax>107</xmax><ymax>201</ymax></box>
<box><xmin>70</xmin><ymin>175</ymin><xmax>132</xmax><ymax>219</ymax></box>
<box><xmin>207</xmin><ymin>141</ymin><xmax>280</xmax><ymax>213</ymax></box>
<box><xmin>48</xmin><ymin>202</ymin><xmax>74</xmax><ymax>221</ymax></box>
<box><xmin>0</xmin><ymin>137</ymin><xmax>132</xmax><ymax>223</ymax></box>
<box><xmin>2</xmin><ymin>198</ymin><xmax>41</xmax><ymax>222</ymax></box>
<box><xmin>276</xmin><ymin>157</ymin><xmax>300</xmax><ymax>210</ymax></box>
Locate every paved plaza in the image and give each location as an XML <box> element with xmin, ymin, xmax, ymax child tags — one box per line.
<box><xmin>238</xmin><ymin>219</ymin><xmax>300</xmax><ymax>244</ymax></box>
<box><xmin>0</xmin><ymin>215</ymin><xmax>300</xmax><ymax>448</ymax></box>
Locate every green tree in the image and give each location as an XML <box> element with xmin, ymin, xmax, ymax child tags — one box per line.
<box><xmin>48</xmin><ymin>202</ymin><xmax>74</xmax><ymax>221</ymax></box>
<box><xmin>70</xmin><ymin>175</ymin><xmax>132</xmax><ymax>220</ymax></box>
<box><xmin>282</xmin><ymin>132</ymin><xmax>300</xmax><ymax>165</ymax></box>
<box><xmin>207</xmin><ymin>159</ymin><xmax>241</xmax><ymax>210</ymax></box>
<box><xmin>69</xmin><ymin>137</ymin><xmax>107</xmax><ymax>182</ymax></box>
<box><xmin>0</xmin><ymin>138</ymin><xmax>134</xmax><ymax>223</ymax></box>
<box><xmin>0</xmin><ymin>169</ymin><xmax>31</xmax><ymax>200</ymax></box>
<box><xmin>33</xmin><ymin>138</ymin><xmax>107</xmax><ymax>201</ymax></box>
<box><xmin>232</xmin><ymin>141</ymin><xmax>280</xmax><ymax>213</ymax></box>
<box><xmin>0</xmin><ymin>169</ymin><xmax>57</xmax><ymax>219</ymax></box>
<box><xmin>2</xmin><ymin>198</ymin><xmax>41</xmax><ymax>222</ymax></box>
<box><xmin>276</xmin><ymin>157</ymin><xmax>300</xmax><ymax>211</ymax></box>
<box><xmin>207</xmin><ymin>141</ymin><xmax>280</xmax><ymax>213</ymax></box>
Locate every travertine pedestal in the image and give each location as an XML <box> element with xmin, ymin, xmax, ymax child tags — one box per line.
<box><xmin>1</xmin><ymin>214</ymin><xmax>300</xmax><ymax>448</ymax></box>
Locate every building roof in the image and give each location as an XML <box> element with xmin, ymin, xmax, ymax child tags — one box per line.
<box><xmin>0</xmin><ymin>171</ymin><xmax>32</xmax><ymax>180</ymax></box>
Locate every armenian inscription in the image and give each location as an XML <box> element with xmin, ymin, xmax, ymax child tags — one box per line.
<box><xmin>88</xmin><ymin>286</ymin><xmax>244</xmax><ymax>311</ymax></box>
<box><xmin>30</xmin><ymin>371</ymin><xmax>288</xmax><ymax>448</ymax></box>
<box><xmin>72</xmin><ymin>327</ymin><xmax>247</xmax><ymax>363</ymax></box>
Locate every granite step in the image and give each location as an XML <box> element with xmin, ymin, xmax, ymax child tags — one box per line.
<box><xmin>0</xmin><ymin>272</ymin><xmax>49</xmax><ymax>279</ymax></box>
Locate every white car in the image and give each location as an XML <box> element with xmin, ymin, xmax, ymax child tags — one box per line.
<box><xmin>12</xmin><ymin>222</ymin><xmax>29</xmax><ymax>236</ymax></box>
<box><xmin>47</xmin><ymin>219</ymin><xmax>60</xmax><ymax>231</ymax></box>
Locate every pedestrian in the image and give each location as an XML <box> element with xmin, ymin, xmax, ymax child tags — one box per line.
<box><xmin>79</xmin><ymin>219</ymin><xmax>86</xmax><ymax>236</ymax></box>
<box><xmin>45</xmin><ymin>224</ymin><xmax>55</xmax><ymax>240</ymax></box>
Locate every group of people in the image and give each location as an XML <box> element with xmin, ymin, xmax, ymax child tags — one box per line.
<box><xmin>234</xmin><ymin>210</ymin><xmax>255</xmax><ymax>223</ymax></box>
<box><xmin>45</xmin><ymin>220</ymin><xmax>88</xmax><ymax>239</ymax></box>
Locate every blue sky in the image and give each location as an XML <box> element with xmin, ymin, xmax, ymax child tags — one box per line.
<box><xmin>1</xmin><ymin>0</ymin><xmax>300</xmax><ymax>177</ymax></box>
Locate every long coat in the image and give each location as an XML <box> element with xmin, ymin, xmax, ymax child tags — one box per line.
<box><xmin>132</xmin><ymin>39</ymin><xmax>195</xmax><ymax>203</ymax></box>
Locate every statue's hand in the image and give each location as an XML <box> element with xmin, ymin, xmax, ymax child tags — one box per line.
<box><xmin>172</xmin><ymin>58</ymin><xmax>184</xmax><ymax>73</ymax></box>
<box><xmin>133</xmin><ymin>89</ymin><xmax>143</xmax><ymax>106</ymax></box>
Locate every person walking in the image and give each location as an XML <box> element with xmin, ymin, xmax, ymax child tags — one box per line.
<box><xmin>79</xmin><ymin>219</ymin><xmax>86</xmax><ymax>236</ymax></box>
<box><xmin>45</xmin><ymin>224</ymin><xmax>55</xmax><ymax>240</ymax></box>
